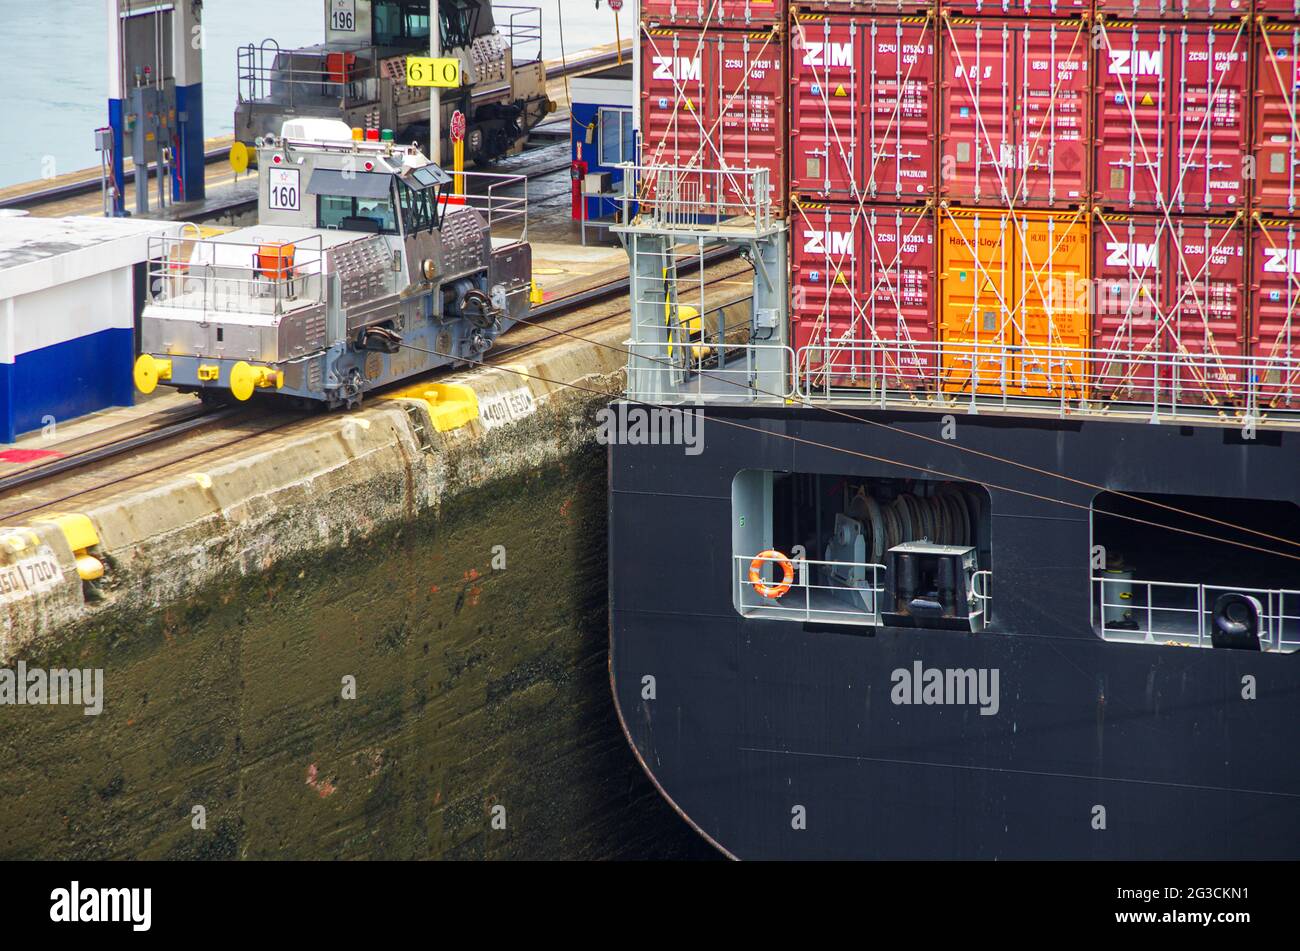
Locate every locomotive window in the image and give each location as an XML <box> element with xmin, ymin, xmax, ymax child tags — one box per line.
<box><xmin>319</xmin><ymin>195</ymin><xmax>399</xmax><ymax>234</ymax></box>
<box><xmin>374</xmin><ymin>2</ymin><xmax>431</xmax><ymax>47</ymax></box>
<box><xmin>397</xmin><ymin>181</ymin><xmax>436</xmax><ymax>233</ymax></box>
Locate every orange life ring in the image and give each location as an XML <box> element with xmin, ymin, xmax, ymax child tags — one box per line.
<box><xmin>750</xmin><ymin>550</ymin><xmax>794</xmax><ymax>600</ymax></box>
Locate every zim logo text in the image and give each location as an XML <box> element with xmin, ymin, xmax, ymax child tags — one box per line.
<box><xmin>803</xmin><ymin>230</ymin><xmax>854</xmax><ymax>256</ymax></box>
<box><xmin>652</xmin><ymin>56</ymin><xmax>701</xmax><ymax>82</ymax></box>
<box><xmin>802</xmin><ymin>41</ymin><xmax>853</xmax><ymax>68</ymax></box>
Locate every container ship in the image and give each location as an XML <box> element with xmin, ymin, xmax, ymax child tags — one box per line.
<box><xmin>609</xmin><ymin>0</ymin><xmax>1300</xmax><ymax>859</ymax></box>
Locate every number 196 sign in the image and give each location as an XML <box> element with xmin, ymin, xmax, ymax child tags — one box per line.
<box><xmin>406</xmin><ymin>56</ymin><xmax>461</xmax><ymax>88</ymax></box>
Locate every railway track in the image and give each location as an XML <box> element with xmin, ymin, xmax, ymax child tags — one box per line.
<box><xmin>0</xmin><ymin>251</ymin><xmax>749</xmax><ymax>519</ymax></box>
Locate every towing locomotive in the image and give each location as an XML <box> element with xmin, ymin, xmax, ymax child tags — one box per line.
<box><xmin>133</xmin><ymin>118</ymin><xmax>531</xmax><ymax>407</ymax></box>
<box><xmin>234</xmin><ymin>0</ymin><xmax>553</xmax><ymax>165</ymax></box>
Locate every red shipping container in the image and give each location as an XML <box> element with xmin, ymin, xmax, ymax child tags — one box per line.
<box><xmin>939</xmin><ymin>18</ymin><xmax>1090</xmax><ymax>208</ymax></box>
<box><xmin>1167</xmin><ymin>216</ymin><xmax>1248</xmax><ymax>405</ymax></box>
<box><xmin>1255</xmin><ymin>0</ymin><xmax>1300</xmax><ymax>14</ymax></box>
<box><xmin>640</xmin><ymin>27</ymin><xmax>787</xmax><ymax>213</ymax></box>
<box><xmin>1252</xmin><ymin>24</ymin><xmax>1300</xmax><ymax>216</ymax></box>
<box><xmin>789</xmin><ymin>13</ymin><xmax>936</xmax><ymax>202</ymax></box>
<box><xmin>1091</xmin><ymin>213</ymin><xmax>1172</xmax><ymax>402</ymax></box>
<box><xmin>790</xmin><ymin>202</ymin><xmax>936</xmax><ymax>390</ymax></box>
<box><xmin>1094</xmin><ymin>0</ymin><xmax>1247</xmax><ymax>19</ymax></box>
<box><xmin>1249</xmin><ymin>216</ymin><xmax>1300</xmax><ymax>408</ymax></box>
<box><xmin>640</xmin><ymin>0</ymin><xmax>785</xmax><ymax>29</ymax></box>
<box><xmin>1093</xmin><ymin>20</ymin><xmax>1249</xmax><ymax>214</ymax></box>
<box><xmin>794</xmin><ymin>0</ymin><xmax>932</xmax><ymax>13</ymax></box>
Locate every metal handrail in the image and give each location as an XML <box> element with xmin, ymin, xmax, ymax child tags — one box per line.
<box><xmin>145</xmin><ymin>234</ymin><xmax>328</xmax><ymax>319</ymax></box>
<box><xmin>237</xmin><ymin>41</ymin><xmax>383</xmax><ymax>109</ymax></box>
<box><xmin>736</xmin><ymin>553</ymin><xmax>887</xmax><ymax>625</ymax></box>
<box><xmin>796</xmin><ymin>339</ymin><xmax>1300</xmax><ymax>419</ymax></box>
<box><xmin>498</xmin><ymin>5</ymin><xmax>543</xmax><ymax>66</ymax></box>
<box><xmin>1094</xmin><ymin>575</ymin><xmax>1300</xmax><ymax>652</ymax></box>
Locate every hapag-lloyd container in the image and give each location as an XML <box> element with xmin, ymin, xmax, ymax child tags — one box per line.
<box><xmin>938</xmin><ymin>208</ymin><xmax>1091</xmax><ymax>396</ymax></box>
<box><xmin>1093</xmin><ymin>19</ymin><xmax>1250</xmax><ymax>214</ymax></box>
<box><xmin>640</xmin><ymin>27</ymin><xmax>787</xmax><ymax>212</ymax></box>
<box><xmin>1094</xmin><ymin>0</ymin><xmax>1248</xmax><ymax>19</ymax></box>
<box><xmin>1252</xmin><ymin>24</ymin><xmax>1300</xmax><ymax>215</ymax></box>
<box><xmin>1250</xmin><ymin>216</ymin><xmax>1300</xmax><ymax>408</ymax></box>
<box><xmin>640</xmin><ymin>0</ymin><xmax>786</xmax><ymax>29</ymax></box>
<box><xmin>789</xmin><ymin>13</ymin><xmax>936</xmax><ymax>202</ymax></box>
<box><xmin>939</xmin><ymin>18</ymin><xmax>1090</xmax><ymax>209</ymax></box>
<box><xmin>790</xmin><ymin>202</ymin><xmax>936</xmax><ymax>388</ymax></box>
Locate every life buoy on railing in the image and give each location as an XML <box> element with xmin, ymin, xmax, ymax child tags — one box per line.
<box><xmin>750</xmin><ymin>550</ymin><xmax>794</xmax><ymax>600</ymax></box>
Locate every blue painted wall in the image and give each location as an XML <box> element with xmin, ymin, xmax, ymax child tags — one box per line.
<box><xmin>572</xmin><ymin>102</ymin><xmax>632</xmax><ymax>222</ymax></box>
<box><xmin>0</xmin><ymin>329</ymin><xmax>136</xmax><ymax>443</ymax></box>
<box><xmin>175</xmin><ymin>83</ymin><xmax>206</xmax><ymax>203</ymax></box>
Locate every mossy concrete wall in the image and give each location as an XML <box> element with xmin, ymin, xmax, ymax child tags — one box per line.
<box><xmin>0</xmin><ymin>331</ymin><xmax>712</xmax><ymax>859</ymax></box>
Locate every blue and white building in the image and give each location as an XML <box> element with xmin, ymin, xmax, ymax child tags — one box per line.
<box><xmin>0</xmin><ymin>214</ymin><xmax>184</xmax><ymax>442</ymax></box>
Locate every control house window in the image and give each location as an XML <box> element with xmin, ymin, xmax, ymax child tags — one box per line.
<box><xmin>598</xmin><ymin>108</ymin><xmax>635</xmax><ymax>168</ymax></box>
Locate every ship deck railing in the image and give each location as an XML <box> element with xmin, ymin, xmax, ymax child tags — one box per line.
<box><xmin>146</xmin><ymin>233</ymin><xmax>328</xmax><ymax>319</ymax></box>
<box><xmin>614</xmin><ymin>165</ymin><xmax>780</xmax><ymax>239</ymax></box>
<box><xmin>1095</xmin><ymin>576</ymin><xmax>1300</xmax><ymax>652</ymax></box>
<box><xmin>788</xmin><ymin>340</ymin><xmax>1300</xmax><ymax>425</ymax></box>
<box><xmin>735</xmin><ymin>554</ymin><xmax>888</xmax><ymax>627</ymax></box>
<box><xmin>627</xmin><ymin>342</ymin><xmax>797</xmax><ymax>403</ymax></box>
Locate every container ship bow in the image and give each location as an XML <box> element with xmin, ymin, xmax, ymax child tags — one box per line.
<box><xmin>609</xmin><ymin>0</ymin><xmax>1300</xmax><ymax>860</ymax></box>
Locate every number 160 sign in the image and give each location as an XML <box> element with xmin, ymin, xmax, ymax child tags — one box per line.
<box><xmin>406</xmin><ymin>57</ymin><xmax>461</xmax><ymax>88</ymax></box>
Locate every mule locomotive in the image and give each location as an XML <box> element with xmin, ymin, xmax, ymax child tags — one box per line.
<box><xmin>234</xmin><ymin>0</ymin><xmax>553</xmax><ymax>166</ymax></box>
<box><xmin>133</xmin><ymin>118</ymin><xmax>531</xmax><ymax>407</ymax></box>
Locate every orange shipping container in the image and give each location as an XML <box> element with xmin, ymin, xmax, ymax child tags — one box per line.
<box><xmin>938</xmin><ymin>208</ymin><xmax>1090</xmax><ymax>397</ymax></box>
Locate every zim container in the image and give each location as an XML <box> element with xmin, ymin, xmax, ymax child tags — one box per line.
<box><xmin>1252</xmin><ymin>24</ymin><xmax>1300</xmax><ymax>216</ymax></box>
<box><xmin>1094</xmin><ymin>0</ymin><xmax>1249</xmax><ymax>19</ymax></box>
<box><xmin>790</xmin><ymin>201</ymin><xmax>936</xmax><ymax>389</ymax></box>
<box><xmin>1250</xmin><ymin>215</ymin><xmax>1300</xmax><ymax>408</ymax></box>
<box><xmin>938</xmin><ymin>18</ymin><xmax>1090</xmax><ymax>209</ymax></box>
<box><xmin>789</xmin><ymin>13</ymin><xmax>936</xmax><ymax>202</ymax></box>
<box><xmin>1091</xmin><ymin>212</ymin><xmax>1172</xmax><ymax>401</ymax></box>
<box><xmin>938</xmin><ymin>207</ymin><xmax>1091</xmax><ymax>397</ymax></box>
<box><xmin>1167</xmin><ymin>215</ymin><xmax>1248</xmax><ymax>404</ymax></box>
<box><xmin>1092</xmin><ymin>19</ymin><xmax>1250</xmax><ymax>214</ymax></box>
<box><xmin>639</xmin><ymin>0</ymin><xmax>786</xmax><ymax>29</ymax></box>
<box><xmin>640</xmin><ymin>26</ymin><xmax>787</xmax><ymax>212</ymax></box>
<box><xmin>942</xmin><ymin>0</ymin><xmax>1088</xmax><ymax>18</ymax></box>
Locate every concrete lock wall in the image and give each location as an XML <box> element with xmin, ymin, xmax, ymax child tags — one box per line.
<box><xmin>0</xmin><ymin>328</ymin><xmax>712</xmax><ymax>859</ymax></box>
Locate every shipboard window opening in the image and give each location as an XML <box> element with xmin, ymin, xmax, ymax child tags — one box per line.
<box><xmin>732</xmin><ymin>470</ymin><xmax>992</xmax><ymax>632</ymax></box>
<box><xmin>1092</xmin><ymin>491</ymin><xmax>1300</xmax><ymax>653</ymax></box>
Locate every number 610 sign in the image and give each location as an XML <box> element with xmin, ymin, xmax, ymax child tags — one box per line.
<box><xmin>406</xmin><ymin>56</ymin><xmax>461</xmax><ymax>88</ymax></box>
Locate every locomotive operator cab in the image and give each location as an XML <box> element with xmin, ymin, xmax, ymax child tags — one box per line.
<box><xmin>135</xmin><ymin>118</ymin><xmax>531</xmax><ymax>409</ymax></box>
<box><xmin>235</xmin><ymin>0</ymin><xmax>553</xmax><ymax>164</ymax></box>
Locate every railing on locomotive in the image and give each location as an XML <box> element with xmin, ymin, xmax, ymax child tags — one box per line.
<box><xmin>237</xmin><ymin>41</ymin><xmax>382</xmax><ymax>109</ymax></box>
<box><xmin>145</xmin><ymin>234</ymin><xmax>328</xmax><ymax>318</ymax></box>
<box><xmin>496</xmin><ymin>5</ymin><xmax>542</xmax><ymax>66</ymax></box>
<box><xmin>452</xmin><ymin>169</ymin><xmax>529</xmax><ymax>242</ymax></box>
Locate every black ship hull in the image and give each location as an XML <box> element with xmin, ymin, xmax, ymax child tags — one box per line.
<box><xmin>608</xmin><ymin>404</ymin><xmax>1300</xmax><ymax>859</ymax></box>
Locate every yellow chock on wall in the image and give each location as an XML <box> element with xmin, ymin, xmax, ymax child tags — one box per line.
<box><xmin>385</xmin><ymin>382</ymin><xmax>479</xmax><ymax>432</ymax></box>
<box><xmin>34</xmin><ymin>514</ymin><xmax>104</xmax><ymax>582</ymax></box>
<box><xmin>529</xmin><ymin>280</ymin><xmax>545</xmax><ymax>306</ymax></box>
